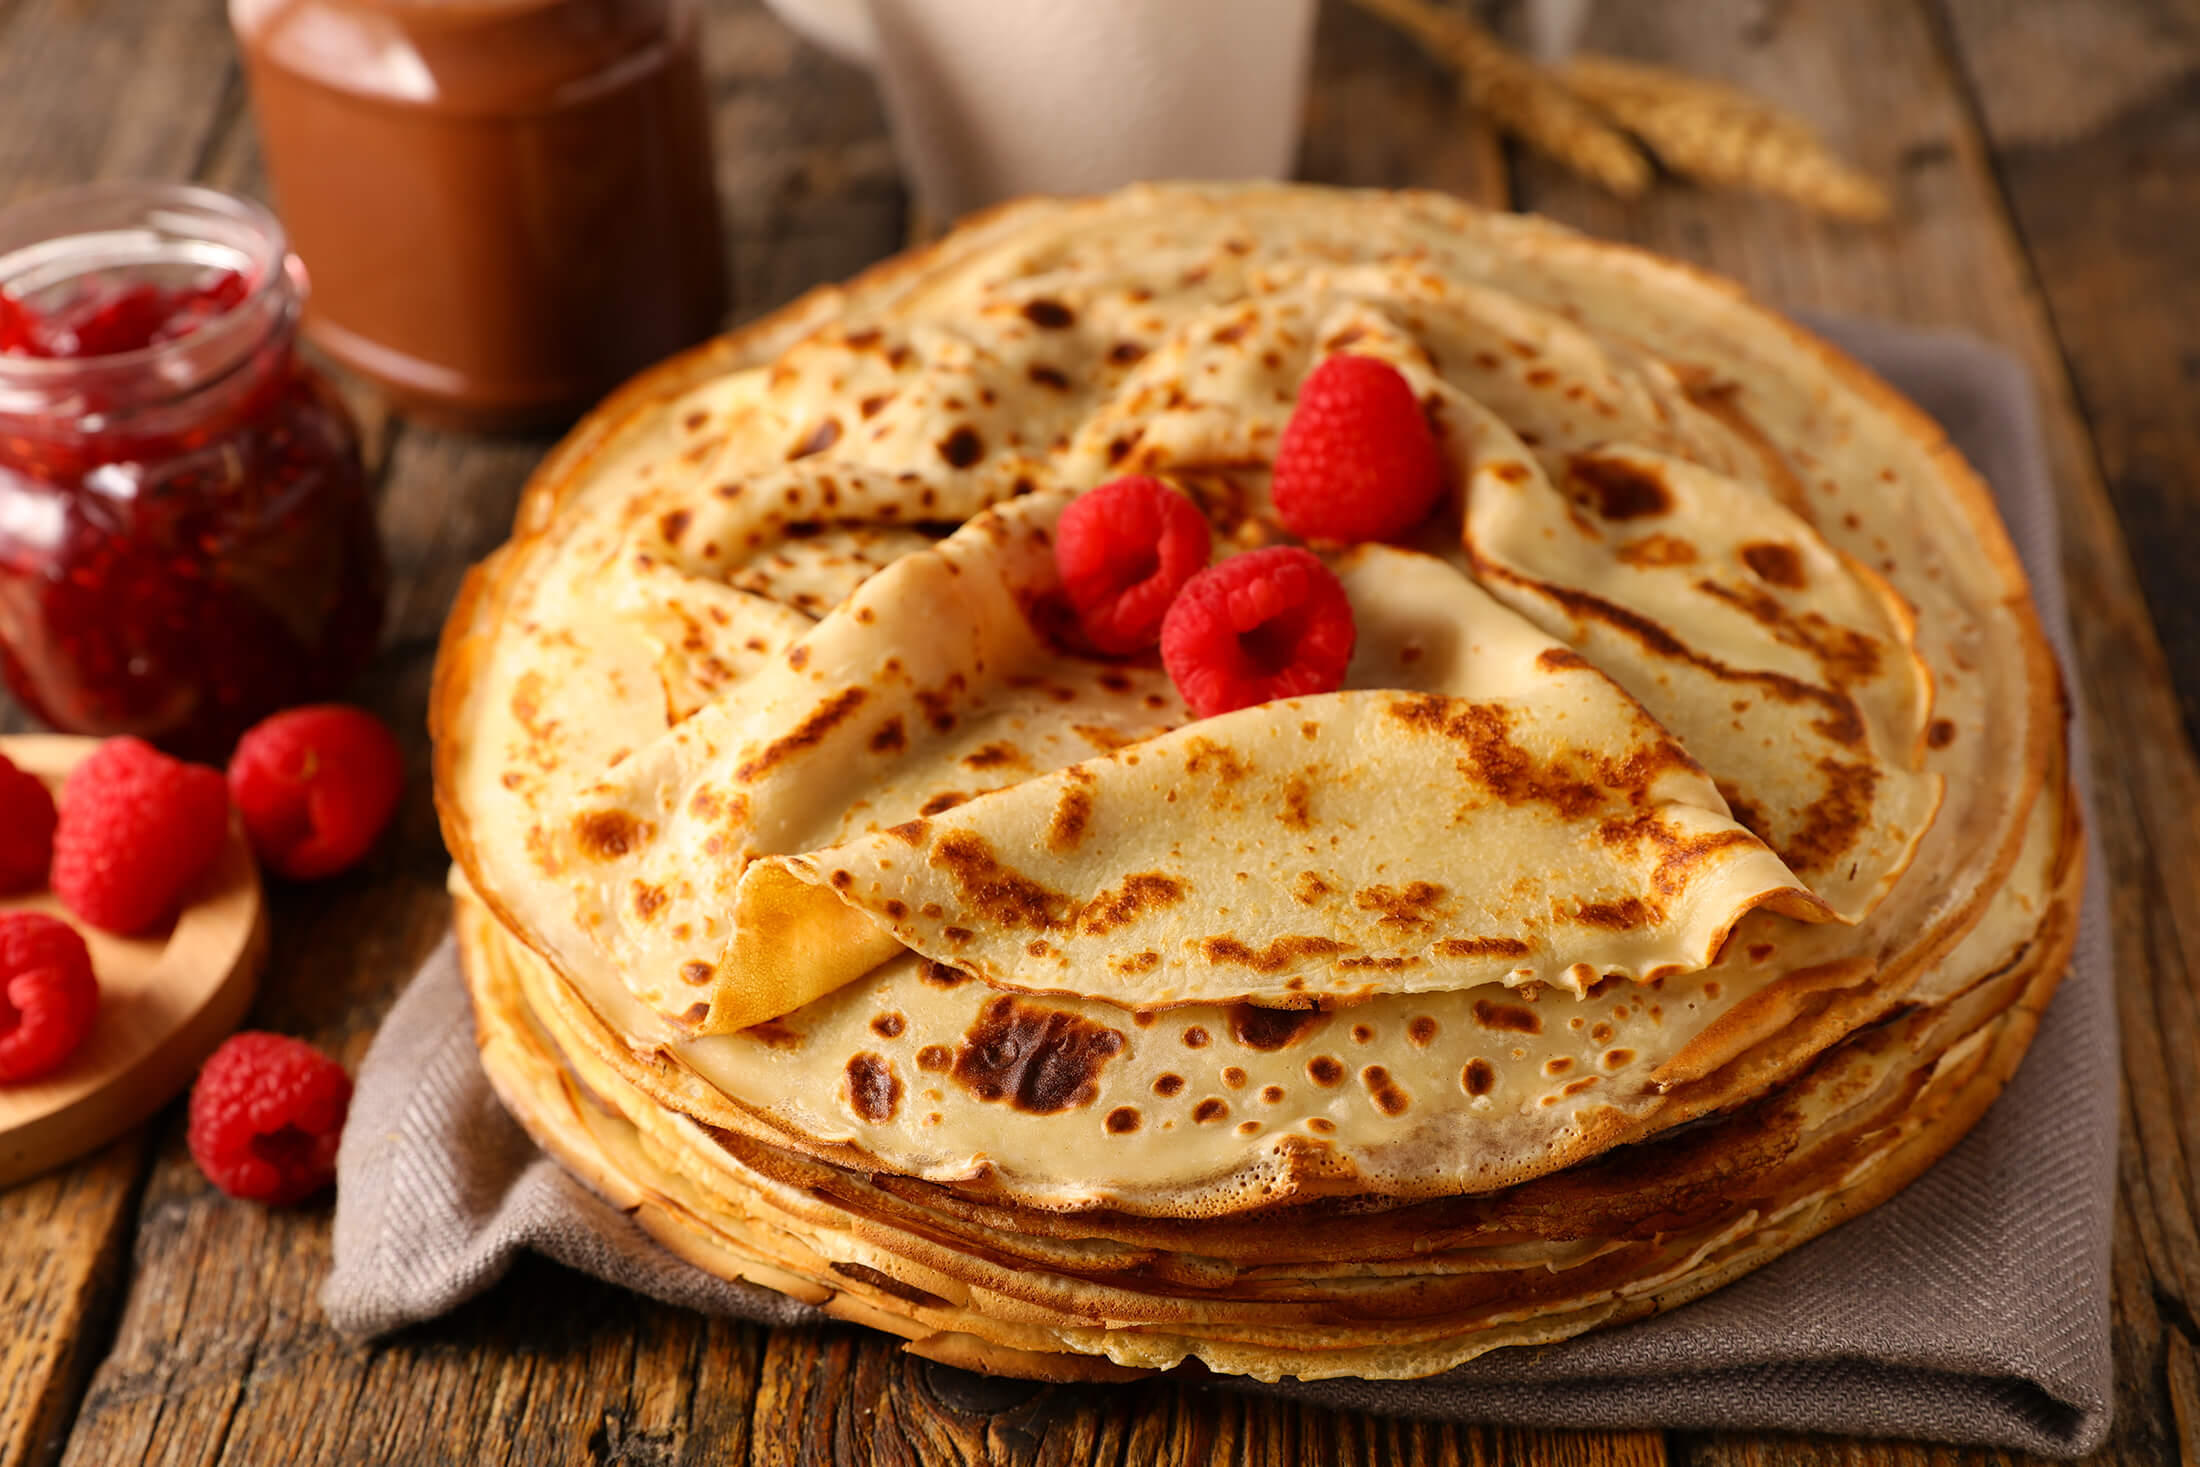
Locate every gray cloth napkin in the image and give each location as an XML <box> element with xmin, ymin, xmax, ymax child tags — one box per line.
<box><xmin>324</xmin><ymin>320</ymin><xmax>2116</xmax><ymax>1457</ymax></box>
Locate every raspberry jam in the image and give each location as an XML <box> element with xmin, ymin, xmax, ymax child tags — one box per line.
<box><xmin>0</xmin><ymin>184</ymin><xmax>385</xmax><ymax>758</ymax></box>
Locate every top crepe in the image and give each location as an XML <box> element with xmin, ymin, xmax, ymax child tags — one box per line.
<box><xmin>433</xmin><ymin>184</ymin><xmax>2060</xmax><ymax>1215</ymax></box>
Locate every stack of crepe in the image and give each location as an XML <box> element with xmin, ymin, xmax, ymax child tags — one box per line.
<box><xmin>431</xmin><ymin>184</ymin><xmax>2080</xmax><ymax>1382</ymax></box>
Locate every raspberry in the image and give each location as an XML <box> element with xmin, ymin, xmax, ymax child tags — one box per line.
<box><xmin>227</xmin><ymin>705</ymin><xmax>404</xmax><ymax>880</ymax></box>
<box><xmin>0</xmin><ymin>913</ymin><xmax>100</xmax><ymax>1083</ymax></box>
<box><xmin>1160</xmin><ymin>547</ymin><xmax>1357</xmax><ymax>719</ymax></box>
<box><xmin>187</xmin><ymin>1032</ymin><xmax>352</xmax><ymax>1205</ymax></box>
<box><xmin>1052</xmin><ymin>476</ymin><xmax>1213</xmax><ymax>654</ymax></box>
<box><xmin>51</xmin><ymin>738</ymin><xmax>231</xmax><ymax>935</ymax></box>
<box><xmin>0</xmin><ymin>753</ymin><xmax>57</xmax><ymax>893</ymax></box>
<box><xmin>1271</xmin><ymin>355</ymin><xmax>1446</xmax><ymax>543</ymax></box>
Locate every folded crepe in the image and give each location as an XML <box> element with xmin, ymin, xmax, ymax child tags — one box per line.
<box><xmin>432</xmin><ymin>184</ymin><xmax>2077</xmax><ymax>1375</ymax></box>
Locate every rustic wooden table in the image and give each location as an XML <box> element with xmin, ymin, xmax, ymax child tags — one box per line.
<box><xmin>3</xmin><ymin>1</ymin><xmax>2196</xmax><ymax>1463</ymax></box>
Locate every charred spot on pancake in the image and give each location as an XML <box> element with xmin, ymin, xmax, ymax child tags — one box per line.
<box><xmin>680</xmin><ymin>1002</ymin><xmax>710</xmax><ymax>1027</ymax></box>
<box><xmin>1222</xmin><ymin>1067</ymin><xmax>1247</xmax><ymax>1089</ymax></box>
<box><xmin>845</xmin><ymin>1053</ymin><xmax>902</xmax><ymax>1121</ymax></box>
<box><xmin>1387</xmin><ymin>696</ymin><xmax>1611</xmax><ymax>818</ymax></box>
<box><xmin>887</xmin><ymin>819</ymin><xmax>930</xmax><ymax>848</ymax></box>
<box><xmin>828</xmin><ymin>868</ymin><xmax>853</xmax><ymax>890</ymax></box>
<box><xmin>1193</xmin><ymin>1098</ymin><xmax>1229</xmax><ymax>1124</ymax></box>
<box><xmin>1617</xmin><ymin>533</ymin><xmax>1700</xmax><ymax>568</ymax></box>
<box><xmin>1569</xmin><ymin>897</ymin><xmax>1659</xmax><ymax>929</ymax></box>
<box><xmin>1105</xmin><ymin>1105</ymin><xmax>1142</xmax><ymax>1134</ymax></box>
<box><xmin>680</xmin><ymin>960</ymin><xmax>715</xmax><ymax>986</ymax></box>
<box><xmin>1741</xmin><ymin>541</ymin><xmax>1807</xmax><ymax>588</ymax></box>
<box><xmin>1361</xmin><ymin>1066</ymin><xmax>1410</xmax><ymax>1116</ymax></box>
<box><xmin>1108</xmin><ymin>340</ymin><xmax>1148</xmax><ymax>367</ymax></box>
<box><xmin>1078</xmin><ymin>873</ymin><xmax>1186</xmax><ymax>935</ymax></box>
<box><xmin>1046</xmin><ymin>782</ymin><xmax>1094</xmax><ymax>853</ymax></box>
<box><xmin>1259</xmin><ymin>1086</ymin><xmax>1286</xmax><ymax>1107</ymax></box>
<box><xmin>1436</xmin><ymin>935</ymin><xmax>1531</xmax><ymax>959</ymax></box>
<box><xmin>1292</xmin><ymin>871</ymin><xmax>1334</xmax><ymax>906</ymax></box>
<box><xmin>1462</xmin><ymin>1059</ymin><xmax>1497</xmax><ymax>1096</ymax></box>
<box><xmin>962</xmin><ymin>741</ymin><xmax>1026</xmax><ymax>770</ymax></box>
<box><xmin>929</xmin><ymin>831</ymin><xmax>1076</xmax><ymax>929</ymax></box>
<box><xmin>1350</xmin><ymin>1024</ymin><xmax>1374</xmax><ymax>1044</ymax></box>
<box><xmin>790</xmin><ymin>418</ymin><xmax>841</xmax><ymax>459</ymax></box>
<box><xmin>1224</xmin><ymin>1004</ymin><xmax>1324</xmax><ymax>1051</ymax></box>
<box><xmin>1473</xmin><ymin>998</ymin><xmax>1542</xmax><ymax>1034</ymax></box>
<box><xmin>1603</xmin><ymin>1047</ymin><xmax>1636</xmax><ymax>1068</ymax></box>
<box><xmin>1488</xmin><ymin>460</ymin><xmax>1532</xmax><ymax>486</ymax></box>
<box><xmin>1564</xmin><ymin>452</ymin><xmax>1671</xmax><ymax>519</ymax></box>
<box><xmin>952</xmin><ymin>995</ymin><xmax>1125</xmax><ymax>1114</ymax></box>
<box><xmin>1353</xmin><ymin>881</ymin><xmax>1448</xmax><ymax>932</ymax></box>
<box><xmin>1110</xmin><ymin>949</ymin><xmax>1163</xmax><ymax>975</ymax></box>
<box><xmin>858</xmin><ymin>393</ymin><xmax>894</xmax><ymax>419</ymax></box>
<box><xmin>920</xmin><ymin>959</ymin><xmax>968</xmax><ymax>989</ymax></box>
<box><xmin>1306</xmin><ymin>1116</ymin><xmax>1336</xmax><ymax>1134</ymax></box>
<box><xmin>1027</xmin><ymin>362</ymin><xmax>1071</xmax><ymax>391</ymax></box>
<box><xmin>868</xmin><ymin>717</ymin><xmax>907</xmax><ymax>754</ymax></box>
<box><xmin>916</xmin><ymin>1044</ymin><xmax>953</xmax><ymax>1072</ymax></box>
<box><xmin>1407</xmin><ymin>1016</ymin><xmax>1439</xmax><ymax>1047</ymax></box>
<box><xmin>1536</xmin><ymin>648</ymin><xmax>1589</xmax><ymax>673</ymax></box>
<box><xmin>1545</xmin><ymin>1056</ymin><xmax>1574</xmax><ymax>1077</ymax></box>
<box><xmin>1154</xmin><ymin>1073</ymin><xmax>1185</xmax><ymax>1097</ymax></box>
<box><xmin>657</xmin><ymin>508</ymin><xmax>692</xmax><ymax>545</ymax></box>
<box><xmin>1021</xmin><ymin>298</ymin><xmax>1075</xmax><ymax>329</ymax></box>
<box><xmin>1198</xmin><ymin>935</ymin><xmax>1352</xmax><ymax>971</ymax></box>
<box><xmin>1182</xmin><ymin>1026</ymin><xmax>1211</xmax><ymax>1049</ymax></box>
<box><xmin>919</xmin><ymin>790</ymin><xmax>968</xmax><ymax>816</ymax></box>
<box><xmin>1307</xmin><ymin>1056</ymin><xmax>1344</xmax><ymax>1087</ymax></box>
<box><xmin>938</xmin><ymin>425</ymin><xmax>985</xmax><ymax>469</ymax></box>
<box><xmin>631</xmin><ymin>881</ymin><xmax>668</xmax><ymax>921</ymax></box>
<box><xmin>574</xmin><ymin>809</ymin><xmax>651</xmax><ymax>860</ymax></box>
<box><xmin>1772</xmin><ymin>757</ymin><xmax>1881</xmax><ymax>875</ymax></box>
<box><xmin>1279</xmin><ymin>775</ymin><xmax>1314</xmax><ymax>830</ymax></box>
<box><xmin>742</xmin><ymin>1018</ymin><xmax>803</xmax><ymax>1049</ymax></box>
<box><xmin>1106</xmin><ymin>428</ymin><xmax>1144</xmax><ymax>466</ymax></box>
<box><xmin>734</xmin><ymin>688</ymin><xmax>867</xmax><ymax>781</ymax></box>
<box><xmin>870</xmin><ymin>1012</ymin><xmax>906</xmax><ymax>1039</ymax></box>
<box><xmin>1927</xmin><ymin>718</ymin><xmax>1958</xmax><ymax>749</ymax></box>
<box><xmin>1184</xmin><ymin>737</ymin><xmax>1251</xmax><ymax>782</ymax></box>
<box><xmin>1692</xmin><ymin>579</ymin><xmax>1883</xmax><ymax>686</ymax></box>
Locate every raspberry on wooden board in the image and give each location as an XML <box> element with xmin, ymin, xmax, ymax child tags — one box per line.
<box><xmin>49</xmin><ymin>738</ymin><xmax>230</xmax><ymax>935</ymax></box>
<box><xmin>0</xmin><ymin>912</ymin><xmax>99</xmax><ymax>1083</ymax></box>
<box><xmin>0</xmin><ymin>753</ymin><xmax>56</xmax><ymax>893</ymax></box>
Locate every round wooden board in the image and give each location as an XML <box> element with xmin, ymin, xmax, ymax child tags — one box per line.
<box><xmin>0</xmin><ymin>735</ymin><xmax>266</xmax><ymax>1188</ymax></box>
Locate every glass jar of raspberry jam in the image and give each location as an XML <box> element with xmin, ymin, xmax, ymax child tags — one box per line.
<box><xmin>0</xmin><ymin>183</ymin><xmax>385</xmax><ymax>759</ymax></box>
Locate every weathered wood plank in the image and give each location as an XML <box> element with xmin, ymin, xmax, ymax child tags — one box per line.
<box><xmin>0</xmin><ymin>1139</ymin><xmax>143</xmax><ymax>1467</ymax></box>
<box><xmin>0</xmin><ymin>4</ymin><xmax>243</xmax><ymax>1466</ymax></box>
<box><xmin>1934</xmin><ymin>0</ymin><xmax>2200</xmax><ymax>743</ymax></box>
<box><xmin>1487</xmin><ymin>1</ymin><xmax>2193</xmax><ymax>1464</ymax></box>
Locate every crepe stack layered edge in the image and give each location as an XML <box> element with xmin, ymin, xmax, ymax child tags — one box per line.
<box><xmin>430</xmin><ymin>183</ymin><xmax>2078</xmax><ymax>1380</ymax></box>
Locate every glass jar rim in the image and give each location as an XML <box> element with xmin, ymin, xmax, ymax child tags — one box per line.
<box><xmin>0</xmin><ymin>182</ymin><xmax>300</xmax><ymax>417</ymax></box>
<box><xmin>0</xmin><ymin>182</ymin><xmax>292</xmax><ymax>366</ymax></box>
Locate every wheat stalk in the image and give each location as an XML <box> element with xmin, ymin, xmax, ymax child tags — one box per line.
<box><xmin>1348</xmin><ymin>0</ymin><xmax>1651</xmax><ymax>198</ymax></box>
<box><xmin>1561</xmin><ymin>53</ymin><xmax>1892</xmax><ymax>221</ymax></box>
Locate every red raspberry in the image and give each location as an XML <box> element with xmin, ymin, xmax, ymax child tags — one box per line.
<box><xmin>1160</xmin><ymin>547</ymin><xmax>1357</xmax><ymax>719</ymax></box>
<box><xmin>1271</xmin><ymin>355</ymin><xmax>1446</xmax><ymax>543</ymax></box>
<box><xmin>0</xmin><ymin>913</ymin><xmax>100</xmax><ymax>1083</ymax></box>
<box><xmin>51</xmin><ymin>738</ymin><xmax>230</xmax><ymax>935</ymax></box>
<box><xmin>227</xmin><ymin>705</ymin><xmax>404</xmax><ymax>880</ymax></box>
<box><xmin>187</xmin><ymin>1031</ymin><xmax>352</xmax><ymax>1205</ymax></box>
<box><xmin>0</xmin><ymin>753</ymin><xmax>57</xmax><ymax>893</ymax></box>
<box><xmin>1052</xmin><ymin>476</ymin><xmax>1213</xmax><ymax>654</ymax></box>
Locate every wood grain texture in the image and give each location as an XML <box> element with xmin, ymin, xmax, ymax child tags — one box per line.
<box><xmin>0</xmin><ymin>738</ymin><xmax>265</xmax><ymax>1190</ymax></box>
<box><xmin>1</xmin><ymin>0</ymin><xmax>2193</xmax><ymax>1463</ymax></box>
